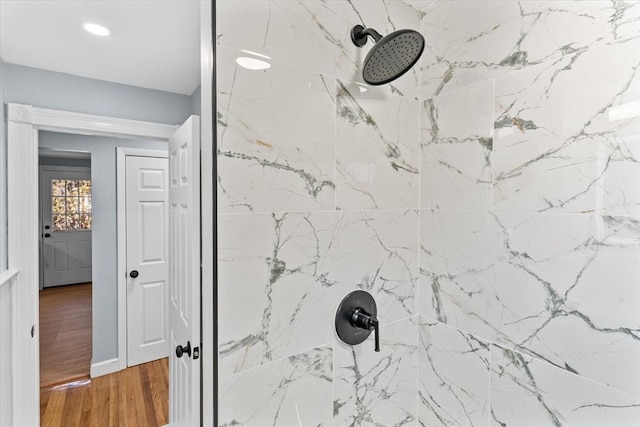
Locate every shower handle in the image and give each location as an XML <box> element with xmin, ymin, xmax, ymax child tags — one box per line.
<box><xmin>350</xmin><ymin>307</ymin><xmax>380</xmax><ymax>352</ymax></box>
<box><xmin>335</xmin><ymin>290</ymin><xmax>380</xmax><ymax>352</ymax></box>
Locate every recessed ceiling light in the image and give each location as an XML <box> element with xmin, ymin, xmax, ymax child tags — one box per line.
<box><xmin>83</xmin><ymin>22</ymin><xmax>110</xmax><ymax>37</ymax></box>
<box><xmin>236</xmin><ymin>57</ymin><xmax>271</xmax><ymax>71</ymax></box>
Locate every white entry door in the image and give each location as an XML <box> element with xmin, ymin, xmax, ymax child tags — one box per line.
<box><xmin>126</xmin><ymin>155</ymin><xmax>170</xmax><ymax>367</ymax></box>
<box><xmin>40</xmin><ymin>168</ymin><xmax>93</xmax><ymax>288</ymax></box>
<box><xmin>169</xmin><ymin>116</ymin><xmax>201</xmax><ymax>426</ymax></box>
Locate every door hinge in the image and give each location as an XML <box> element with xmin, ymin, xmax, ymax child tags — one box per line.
<box><xmin>31</xmin><ymin>325</ymin><xmax>35</xmax><ymax>337</ymax></box>
<box><xmin>193</xmin><ymin>346</ymin><xmax>200</xmax><ymax>360</ymax></box>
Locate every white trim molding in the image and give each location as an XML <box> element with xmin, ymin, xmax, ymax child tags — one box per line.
<box><xmin>6</xmin><ymin>103</ymin><xmax>180</xmax><ymax>425</ymax></box>
<box><xmin>0</xmin><ymin>267</ymin><xmax>19</xmax><ymax>425</ymax></box>
<box><xmin>0</xmin><ymin>269</ymin><xmax>19</xmax><ymax>288</ymax></box>
<box><xmin>90</xmin><ymin>358</ymin><xmax>120</xmax><ymax>378</ymax></box>
<box><xmin>116</xmin><ymin>147</ymin><xmax>169</xmax><ymax>371</ymax></box>
<box><xmin>7</xmin><ymin>115</ymin><xmax>40</xmax><ymax>426</ymax></box>
<box><xmin>9</xmin><ymin>104</ymin><xmax>178</xmax><ymax>140</ymax></box>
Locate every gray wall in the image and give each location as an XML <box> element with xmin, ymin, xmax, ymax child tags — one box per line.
<box><xmin>2</xmin><ymin>63</ymin><xmax>196</xmax><ymax>364</ymax></box>
<box><xmin>191</xmin><ymin>85</ymin><xmax>202</xmax><ymax>115</ymax></box>
<box><xmin>4</xmin><ymin>63</ymin><xmax>193</xmax><ymax>123</ymax></box>
<box><xmin>39</xmin><ymin>132</ymin><xmax>166</xmax><ymax>363</ymax></box>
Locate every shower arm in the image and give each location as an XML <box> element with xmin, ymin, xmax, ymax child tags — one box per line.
<box><xmin>351</xmin><ymin>25</ymin><xmax>383</xmax><ymax>47</ymax></box>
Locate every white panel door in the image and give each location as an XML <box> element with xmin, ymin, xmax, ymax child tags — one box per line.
<box><xmin>169</xmin><ymin>116</ymin><xmax>200</xmax><ymax>426</ymax></box>
<box><xmin>126</xmin><ymin>155</ymin><xmax>170</xmax><ymax>367</ymax></box>
<box><xmin>40</xmin><ymin>169</ymin><xmax>92</xmax><ymax>287</ymax></box>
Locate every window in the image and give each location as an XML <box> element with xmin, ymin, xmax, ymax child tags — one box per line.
<box><xmin>51</xmin><ymin>179</ymin><xmax>92</xmax><ymax>231</ymax></box>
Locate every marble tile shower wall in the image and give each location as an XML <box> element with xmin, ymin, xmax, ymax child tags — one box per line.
<box><xmin>217</xmin><ymin>1</ymin><xmax>640</xmax><ymax>426</ymax></box>
<box><xmin>418</xmin><ymin>1</ymin><xmax>640</xmax><ymax>426</ymax></box>
<box><xmin>217</xmin><ymin>1</ymin><xmax>421</xmax><ymax>425</ymax></box>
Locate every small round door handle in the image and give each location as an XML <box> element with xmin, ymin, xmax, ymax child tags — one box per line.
<box><xmin>43</xmin><ymin>233</ymin><xmax>51</xmax><ymax>238</ymax></box>
<box><xmin>129</xmin><ymin>270</ymin><xmax>139</xmax><ymax>278</ymax></box>
<box><xmin>176</xmin><ymin>341</ymin><xmax>192</xmax><ymax>358</ymax></box>
<box><xmin>44</xmin><ymin>225</ymin><xmax>51</xmax><ymax>230</ymax></box>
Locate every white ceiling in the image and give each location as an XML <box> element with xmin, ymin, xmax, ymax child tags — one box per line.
<box><xmin>0</xmin><ymin>0</ymin><xmax>201</xmax><ymax>95</ymax></box>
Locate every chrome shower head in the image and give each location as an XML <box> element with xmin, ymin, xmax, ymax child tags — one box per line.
<box><xmin>351</xmin><ymin>25</ymin><xmax>425</xmax><ymax>86</ymax></box>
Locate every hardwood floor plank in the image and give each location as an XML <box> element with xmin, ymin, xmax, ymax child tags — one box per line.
<box><xmin>79</xmin><ymin>383</ymin><xmax>92</xmax><ymax>426</ymax></box>
<box><xmin>41</xmin><ymin>359</ymin><xmax>168</xmax><ymax>427</ymax></box>
<box><xmin>40</xmin><ymin>283</ymin><xmax>92</xmax><ymax>387</ymax></box>
<box><xmin>41</xmin><ymin>388</ymin><xmax>66</xmax><ymax>426</ymax></box>
<box><xmin>60</xmin><ymin>384</ymin><xmax>84</xmax><ymax>425</ymax></box>
<box><xmin>147</xmin><ymin>360</ymin><xmax>170</xmax><ymax>425</ymax></box>
<box><xmin>125</xmin><ymin>365</ymin><xmax>146</xmax><ymax>427</ymax></box>
<box><xmin>89</xmin><ymin>377</ymin><xmax>109</xmax><ymax>427</ymax></box>
<box><xmin>113</xmin><ymin>373</ymin><xmax>127</xmax><ymax>427</ymax></box>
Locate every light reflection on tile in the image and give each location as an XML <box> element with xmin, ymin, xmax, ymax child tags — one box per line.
<box><xmin>217</xmin><ymin>0</ymin><xmax>421</xmax><ymax>98</ymax></box>
<box><xmin>217</xmin><ymin>47</ymin><xmax>336</xmax><ymax>213</ymax></box>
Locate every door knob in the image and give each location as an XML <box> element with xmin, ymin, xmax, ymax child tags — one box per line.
<box><xmin>129</xmin><ymin>270</ymin><xmax>139</xmax><ymax>278</ymax></box>
<box><xmin>176</xmin><ymin>341</ymin><xmax>192</xmax><ymax>358</ymax></box>
<box><xmin>44</xmin><ymin>225</ymin><xmax>51</xmax><ymax>230</ymax></box>
<box><xmin>43</xmin><ymin>233</ymin><xmax>51</xmax><ymax>238</ymax></box>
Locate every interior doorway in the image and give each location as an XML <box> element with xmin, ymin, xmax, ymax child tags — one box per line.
<box><xmin>38</xmin><ymin>153</ymin><xmax>94</xmax><ymax>388</ymax></box>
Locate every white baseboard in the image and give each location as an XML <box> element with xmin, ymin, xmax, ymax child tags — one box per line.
<box><xmin>90</xmin><ymin>358</ymin><xmax>120</xmax><ymax>378</ymax></box>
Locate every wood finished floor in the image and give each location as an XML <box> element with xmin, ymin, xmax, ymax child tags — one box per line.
<box><xmin>40</xmin><ymin>358</ymin><xmax>169</xmax><ymax>427</ymax></box>
<box><xmin>40</xmin><ymin>283</ymin><xmax>92</xmax><ymax>387</ymax></box>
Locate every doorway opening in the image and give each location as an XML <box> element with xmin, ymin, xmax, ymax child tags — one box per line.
<box><xmin>5</xmin><ymin>102</ymin><xmax>203</xmax><ymax>424</ymax></box>
<box><xmin>38</xmin><ymin>152</ymin><xmax>93</xmax><ymax>388</ymax></box>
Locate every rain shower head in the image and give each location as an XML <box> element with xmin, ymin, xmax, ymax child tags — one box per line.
<box><xmin>351</xmin><ymin>25</ymin><xmax>425</xmax><ymax>86</ymax></box>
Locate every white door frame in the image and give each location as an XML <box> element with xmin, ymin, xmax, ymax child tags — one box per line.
<box><xmin>116</xmin><ymin>147</ymin><xmax>169</xmax><ymax>372</ymax></box>
<box><xmin>38</xmin><ymin>165</ymin><xmax>92</xmax><ymax>290</ymax></box>
<box><xmin>7</xmin><ymin>103</ymin><xmax>178</xmax><ymax>424</ymax></box>
<box><xmin>200</xmin><ymin>1</ymin><xmax>216</xmax><ymax>424</ymax></box>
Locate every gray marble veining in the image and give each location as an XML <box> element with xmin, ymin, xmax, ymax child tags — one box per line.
<box><xmin>421</xmin><ymin>80</ymin><xmax>494</xmax><ymax>210</ymax></box>
<box><xmin>493</xmin><ymin>38</ymin><xmax>640</xmax><ymax>215</ymax></box>
<box><xmin>219</xmin><ymin>346</ymin><xmax>333</xmax><ymax>426</ymax></box>
<box><xmin>491</xmin><ymin>345</ymin><xmax>640</xmax><ymax>426</ymax></box>
<box><xmin>419</xmin><ymin>319</ymin><xmax>491</xmax><ymax>427</ymax></box>
<box><xmin>219</xmin><ymin>209</ymin><xmax>419</xmax><ymax>377</ymax></box>
<box><xmin>334</xmin><ymin>317</ymin><xmax>418</xmax><ymax>427</ymax></box>
<box><xmin>420</xmin><ymin>209</ymin><xmax>640</xmax><ymax>397</ymax></box>
<box><xmin>337</xmin><ymin>80</ymin><xmax>420</xmax><ymax>210</ymax></box>
<box><xmin>420</xmin><ymin>1</ymin><xmax>640</xmax><ymax>98</ymax></box>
